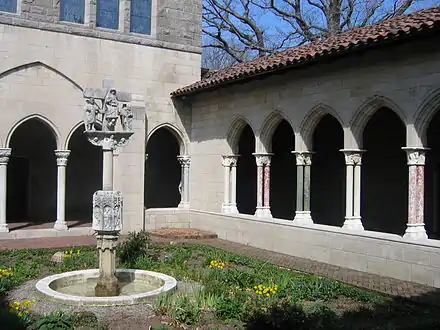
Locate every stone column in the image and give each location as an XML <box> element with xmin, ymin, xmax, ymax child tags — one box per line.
<box><xmin>54</xmin><ymin>150</ymin><xmax>70</xmax><ymax>231</ymax></box>
<box><xmin>177</xmin><ymin>155</ymin><xmax>191</xmax><ymax>209</ymax></box>
<box><xmin>402</xmin><ymin>147</ymin><xmax>428</xmax><ymax>240</ymax></box>
<box><xmin>340</xmin><ymin>150</ymin><xmax>364</xmax><ymax>230</ymax></box>
<box><xmin>292</xmin><ymin>151</ymin><xmax>313</xmax><ymax>224</ymax></box>
<box><xmin>221</xmin><ymin>155</ymin><xmax>239</xmax><ymax>213</ymax></box>
<box><xmin>253</xmin><ymin>153</ymin><xmax>272</xmax><ymax>218</ymax></box>
<box><xmin>0</xmin><ymin>149</ymin><xmax>11</xmax><ymax>233</ymax></box>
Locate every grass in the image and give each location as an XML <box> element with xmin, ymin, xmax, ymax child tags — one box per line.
<box><xmin>0</xmin><ymin>231</ymin><xmax>439</xmax><ymax>329</ymax></box>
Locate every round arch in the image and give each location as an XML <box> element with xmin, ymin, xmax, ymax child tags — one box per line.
<box><xmin>226</xmin><ymin>116</ymin><xmax>256</xmax><ymax>154</ymax></box>
<box><xmin>414</xmin><ymin>88</ymin><xmax>440</xmax><ymax>145</ymax></box>
<box><xmin>299</xmin><ymin>103</ymin><xmax>343</xmax><ymax>150</ymax></box>
<box><xmin>350</xmin><ymin>95</ymin><xmax>406</xmax><ymax>148</ymax></box>
<box><xmin>259</xmin><ymin>110</ymin><xmax>294</xmax><ymax>153</ymax></box>
<box><xmin>64</xmin><ymin>122</ymin><xmax>85</xmax><ymax>149</ymax></box>
<box><xmin>6</xmin><ymin>114</ymin><xmax>61</xmax><ymax>149</ymax></box>
<box><xmin>146</xmin><ymin>123</ymin><xmax>188</xmax><ymax>155</ymax></box>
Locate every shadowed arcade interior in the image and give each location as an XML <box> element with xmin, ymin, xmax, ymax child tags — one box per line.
<box><xmin>361</xmin><ymin>107</ymin><xmax>407</xmax><ymax>235</ymax></box>
<box><xmin>236</xmin><ymin>124</ymin><xmax>257</xmax><ymax>215</ymax></box>
<box><xmin>425</xmin><ymin>109</ymin><xmax>440</xmax><ymax>239</ymax></box>
<box><xmin>7</xmin><ymin>118</ymin><xmax>57</xmax><ymax>224</ymax></box>
<box><xmin>311</xmin><ymin>114</ymin><xmax>345</xmax><ymax>226</ymax></box>
<box><xmin>66</xmin><ymin>126</ymin><xmax>102</xmax><ymax>224</ymax></box>
<box><xmin>270</xmin><ymin>120</ymin><xmax>296</xmax><ymax>220</ymax></box>
<box><xmin>144</xmin><ymin>127</ymin><xmax>181</xmax><ymax>208</ymax></box>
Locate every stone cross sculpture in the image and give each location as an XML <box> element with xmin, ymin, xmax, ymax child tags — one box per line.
<box><xmin>83</xmin><ymin>87</ymin><xmax>134</xmax><ymax>297</ymax></box>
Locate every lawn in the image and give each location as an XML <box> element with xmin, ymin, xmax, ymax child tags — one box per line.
<box><xmin>0</xmin><ymin>231</ymin><xmax>439</xmax><ymax>329</ymax></box>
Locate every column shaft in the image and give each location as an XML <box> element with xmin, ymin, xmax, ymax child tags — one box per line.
<box><xmin>223</xmin><ymin>165</ymin><xmax>230</xmax><ymax>207</ymax></box>
<box><xmin>230</xmin><ymin>164</ymin><xmax>238</xmax><ymax>212</ymax></box>
<box><xmin>345</xmin><ymin>164</ymin><xmax>354</xmax><ymax>218</ymax></box>
<box><xmin>253</xmin><ymin>153</ymin><xmax>272</xmax><ymax>218</ymax></box>
<box><xmin>303</xmin><ymin>164</ymin><xmax>311</xmax><ymax>212</ymax></box>
<box><xmin>0</xmin><ymin>149</ymin><xmax>11</xmax><ymax>233</ymax></box>
<box><xmin>353</xmin><ymin>165</ymin><xmax>362</xmax><ymax>218</ymax></box>
<box><xmin>402</xmin><ymin>148</ymin><xmax>428</xmax><ymax>240</ymax></box>
<box><xmin>103</xmin><ymin>149</ymin><xmax>113</xmax><ymax>191</ymax></box>
<box><xmin>256</xmin><ymin>165</ymin><xmax>264</xmax><ymax>210</ymax></box>
<box><xmin>293</xmin><ymin>151</ymin><xmax>313</xmax><ymax>224</ymax></box>
<box><xmin>54</xmin><ymin>150</ymin><xmax>70</xmax><ymax>231</ymax></box>
<box><xmin>177</xmin><ymin>155</ymin><xmax>191</xmax><ymax>209</ymax></box>
<box><xmin>296</xmin><ymin>165</ymin><xmax>304</xmax><ymax>212</ymax></box>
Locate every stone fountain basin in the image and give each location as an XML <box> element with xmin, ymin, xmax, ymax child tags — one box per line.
<box><xmin>36</xmin><ymin>269</ymin><xmax>177</xmax><ymax>306</ymax></box>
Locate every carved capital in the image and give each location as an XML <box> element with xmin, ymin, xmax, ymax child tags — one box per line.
<box><xmin>0</xmin><ymin>148</ymin><xmax>11</xmax><ymax>166</ymax></box>
<box><xmin>86</xmin><ymin>131</ymin><xmax>134</xmax><ymax>150</ymax></box>
<box><xmin>221</xmin><ymin>155</ymin><xmax>239</xmax><ymax>167</ymax></box>
<box><xmin>92</xmin><ymin>190</ymin><xmax>123</xmax><ymax>234</ymax></box>
<box><xmin>292</xmin><ymin>151</ymin><xmax>313</xmax><ymax>166</ymax></box>
<box><xmin>340</xmin><ymin>149</ymin><xmax>365</xmax><ymax>166</ymax></box>
<box><xmin>177</xmin><ymin>155</ymin><xmax>191</xmax><ymax>167</ymax></box>
<box><xmin>96</xmin><ymin>234</ymin><xmax>119</xmax><ymax>251</ymax></box>
<box><xmin>402</xmin><ymin>147</ymin><xmax>428</xmax><ymax>166</ymax></box>
<box><xmin>253</xmin><ymin>153</ymin><xmax>272</xmax><ymax>167</ymax></box>
<box><xmin>54</xmin><ymin>150</ymin><xmax>71</xmax><ymax>167</ymax></box>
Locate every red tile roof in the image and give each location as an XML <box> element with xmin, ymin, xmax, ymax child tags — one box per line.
<box><xmin>172</xmin><ymin>6</ymin><xmax>440</xmax><ymax>97</ymax></box>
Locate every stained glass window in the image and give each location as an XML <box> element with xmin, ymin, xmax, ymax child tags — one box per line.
<box><xmin>130</xmin><ymin>0</ymin><xmax>151</xmax><ymax>35</ymax></box>
<box><xmin>60</xmin><ymin>0</ymin><xmax>85</xmax><ymax>24</ymax></box>
<box><xmin>0</xmin><ymin>0</ymin><xmax>17</xmax><ymax>13</ymax></box>
<box><xmin>96</xmin><ymin>0</ymin><xmax>119</xmax><ymax>30</ymax></box>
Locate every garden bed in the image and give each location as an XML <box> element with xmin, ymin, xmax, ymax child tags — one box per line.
<box><xmin>0</xmin><ymin>231</ymin><xmax>439</xmax><ymax>329</ymax></box>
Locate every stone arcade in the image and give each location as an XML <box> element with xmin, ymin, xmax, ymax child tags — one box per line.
<box><xmin>1</xmin><ymin>0</ymin><xmax>440</xmax><ymax>288</ymax></box>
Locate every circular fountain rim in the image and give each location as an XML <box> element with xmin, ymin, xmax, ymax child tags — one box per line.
<box><xmin>35</xmin><ymin>269</ymin><xmax>177</xmax><ymax>306</ymax></box>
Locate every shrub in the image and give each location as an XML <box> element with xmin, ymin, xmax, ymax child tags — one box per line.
<box><xmin>117</xmin><ymin>231</ymin><xmax>151</xmax><ymax>265</ymax></box>
<box><xmin>29</xmin><ymin>311</ymin><xmax>73</xmax><ymax>330</ymax></box>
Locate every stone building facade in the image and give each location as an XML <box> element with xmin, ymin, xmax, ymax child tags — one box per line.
<box><xmin>0</xmin><ymin>0</ymin><xmax>201</xmax><ymax>236</ymax></box>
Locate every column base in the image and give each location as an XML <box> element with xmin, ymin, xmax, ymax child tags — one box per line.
<box><xmin>222</xmin><ymin>203</ymin><xmax>238</xmax><ymax>214</ymax></box>
<box><xmin>403</xmin><ymin>223</ymin><xmax>428</xmax><ymax>240</ymax></box>
<box><xmin>255</xmin><ymin>207</ymin><xmax>272</xmax><ymax>218</ymax></box>
<box><xmin>342</xmin><ymin>217</ymin><xmax>364</xmax><ymax>230</ymax></box>
<box><xmin>178</xmin><ymin>202</ymin><xmax>190</xmax><ymax>209</ymax></box>
<box><xmin>0</xmin><ymin>223</ymin><xmax>9</xmax><ymax>233</ymax></box>
<box><xmin>53</xmin><ymin>222</ymin><xmax>68</xmax><ymax>231</ymax></box>
<box><xmin>293</xmin><ymin>211</ymin><xmax>313</xmax><ymax>225</ymax></box>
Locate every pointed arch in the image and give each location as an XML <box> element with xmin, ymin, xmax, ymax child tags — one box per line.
<box><xmin>0</xmin><ymin>61</ymin><xmax>83</xmax><ymax>92</ymax></box>
<box><xmin>147</xmin><ymin>123</ymin><xmax>188</xmax><ymax>155</ymax></box>
<box><xmin>259</xmin><ymin>110</ymin><xmax>294</xmax><ymax>153</ymax></box>
<box><xmin>350</xmin><ymin>95</ymin><xmax>406</xmax><ymax>148</ymax></box>
<box><xmin>414</xmin><ymin>88</ymin><xmax>440</xmax><ymax>145</ymax></box>
<box><xmin>226</xmin><ymin>116</ymin><xmax>255</xmax><ymax>154</ymax></box>
<box><xmin>65</xmin><ymin>122</ymin><xmax>85</xmax><ymax>149</ymax></box>
<box><xmin>6</xmin><ymin>114</ymin><xmax>61</xmax><ymax>149</ymax></box>
<box><xmin>299</xmin><ymin>103</ymin><xmax>343</xmax><ymax>150</ymax></box>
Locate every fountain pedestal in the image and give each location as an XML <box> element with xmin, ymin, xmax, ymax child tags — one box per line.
<box><xmin>95</xmin><ymin>234</ymin><xmax>120</xmax><ymax>296</ymax></box>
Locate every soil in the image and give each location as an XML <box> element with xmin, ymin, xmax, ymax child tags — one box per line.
<box><xmin>149</xmin><ymin>229</ymin><xmax>218</xmax><ymax>240</ymax></box>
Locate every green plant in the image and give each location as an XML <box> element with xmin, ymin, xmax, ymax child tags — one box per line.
<box><xmin>29</xmin><ymin>311</ymin><xmax>73</xmax><ymax>330</ymax></box>
<box><xmin>117</xmin><ymin>231</ymin><xmax>151</xmax><ymax>265</ymax></box>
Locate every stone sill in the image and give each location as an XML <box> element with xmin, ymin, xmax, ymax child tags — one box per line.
<box><xmin>0</xmin><ymin>16</ymin><xmax>202</xmax><ymax>54</ymax></box>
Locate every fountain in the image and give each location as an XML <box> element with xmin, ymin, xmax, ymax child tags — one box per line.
<box><xmin>36</xmin><ymin>87</ymin><xmax>177</xmax><ymax>306</ymax></box>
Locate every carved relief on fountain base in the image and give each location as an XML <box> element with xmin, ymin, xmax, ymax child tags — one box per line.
<box><xmin>92</xmin><ymin>190</ymin><xmax>123</xmax><ymax>233</ymax></box>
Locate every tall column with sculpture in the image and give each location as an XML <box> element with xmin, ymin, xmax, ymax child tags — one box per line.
<box><xmin>83</xmin><ymin>86</ymin><xmax>134</xmax><ymax>296</ymax></box>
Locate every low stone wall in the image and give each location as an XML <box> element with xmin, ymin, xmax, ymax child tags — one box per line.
<box><xmin>143</xmin><ymin>208</ymin><xmax>190</xmax><ymax>230</ymax></box>
<box><xmin>189</xmin><ymin>210</ymin><xmax>440</xmax><ymax>288</ymax></box>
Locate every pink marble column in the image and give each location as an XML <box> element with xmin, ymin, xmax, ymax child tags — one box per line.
<box><xmin>253</xmin><ymin>153</ymin><xmax>272</xmax><ymax>218</ymax></box>
<box><xmin>402</xmin><ymin>147</ymin><xmax>428</xmax><ymax>240</ymax></box>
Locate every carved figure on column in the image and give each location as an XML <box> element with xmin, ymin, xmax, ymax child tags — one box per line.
<box><xmin>92</xmin><ymin>191</ymin><xmax>123</xmax><ymax>233</ymax></box>
<box><xmin>407</xmin><ymin>150</ymin><xmax>426</xmax><ymax>166</ymax></box>
<box><xmin>295</xmin><ymin>152</ymin><xmax>312</xmax><ymax>166</ymax></box>
<box><xmin>344</xmin><ymin>152</ymin><xmax>363</xmax><ymax>166</ymax></box>
<box><xmin>119</xmin><ymin>104</ymin><xmax>133</xmax><ymax>131</ymax></box>
<box><xmin>84</xmin><ymin>98</ymin><xmax>99</xmax><ymax>131</ymax></box>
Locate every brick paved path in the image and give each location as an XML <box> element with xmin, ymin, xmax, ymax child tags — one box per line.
<box><xmin>0</xmin><ymin>235</ymin><xmax>439</xmax><ymax>306</ymax></box>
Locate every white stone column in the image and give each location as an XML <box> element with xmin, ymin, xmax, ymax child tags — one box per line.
<box><xmin>402</xmin><ymin>147</ymin><xmax>428</xmax><ymax>240</ymax></box>
<box><xmin>221</xmin><ymin>155</ymin><xmax>239</xmax><ymax>213</ymax></box>
<box><xmin>253</xmin><ymin>153</ymin><xmax>272</xmax><ymax>218</ymax></box>
<box><xmin>292</xmin><ymin>151</ymin><xmax>313</xmax><ymax>224</ymax></box>
<box><xmin>0</xmin><ymin>149</ymin><xmax>11</xmax><ymax>233</ymax></box>
<box><xmin>178</xmin><ymin>155</ymin><xmax>191</xmax><ymax>209</ymax></box>
<box><xmin>340</xmin><ymin>150</ymin><xmax>364</xmax><ymax>230</ymax></box>
<box><xmin>54</xmin><ymin>150</ymin><xmax>70</xmax><ymax>231</ymax></box>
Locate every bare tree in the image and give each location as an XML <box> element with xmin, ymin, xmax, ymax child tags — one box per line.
<box><xmin>203</xmin><ymin>0</ymin><xmax>426</xmax><ymax>64</ymax></box>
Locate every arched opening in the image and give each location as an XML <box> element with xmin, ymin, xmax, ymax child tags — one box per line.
<box><xmin>425</xmin><ymin>110</ymin><xmax>440</xmax><ymax>239</ymax></box>
<box><xmin>7</xmin><ymin>119</ymin><xmax>57</xmax><ymax>227</ymax></box>
<box><xmin>270</xmin><ymin>120</ymin><xmax>295</xmax><ymax>219</ymax></box>
<box><xmin>145</xmin><ymin>128</ymin><xmax>181</xmax><ymax>208</ymax></box>
<box><xmin>236</xmin><ymin>125</ymin><xmax>256</xmax><ymax>215</ymax></box>
<box><xmin>310</xmin><ymin>114</ymin><xmax>344</xmax><ymax>226</ymax></box>
<box><xmin>362</xmin><ymin>108</ymin><xmax>407</xmax><ymax>235</ymax></box>
<box><xmin>66</xmin><ymin>125</ymin><xmax>102</xmax><ymax>226</ymax></box>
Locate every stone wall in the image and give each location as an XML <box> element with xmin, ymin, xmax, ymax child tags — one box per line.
<box><xmin>189</xmin><ymin>210</ymin><xmax>440</xmax><ymax>288</ymax></box>
<box><xmin>0</xmin><ymin>7</ymin><xmax>201</xmax><ymax>231</ymax></box>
